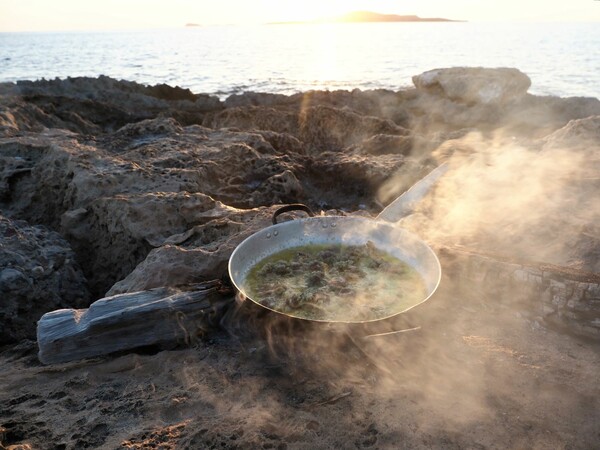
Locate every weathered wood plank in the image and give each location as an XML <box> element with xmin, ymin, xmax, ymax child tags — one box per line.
<box><xmin>37</xmin><ymin>280</ymin><xmax>233</xmax><ymax>364</ymax></box>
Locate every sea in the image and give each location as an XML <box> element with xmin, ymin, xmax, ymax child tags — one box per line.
<box><xmin>0</xmin><ymin>22</ymin><xmax>599</xmax><ymax>100</ymax></box>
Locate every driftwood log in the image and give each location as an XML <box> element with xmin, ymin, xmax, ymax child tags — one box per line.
<box><xmin>37</xmin><ymin>280</ymin><xmax>233</xmax><ymax>364</ymax></box>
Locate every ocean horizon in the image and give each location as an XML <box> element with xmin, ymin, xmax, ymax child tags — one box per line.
<box><xmin>1</xmin><ymin>22</ymin><xmax>599</xmax><ymax>100</ymax></box>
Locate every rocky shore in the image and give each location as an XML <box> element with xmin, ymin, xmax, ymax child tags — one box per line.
<box><xmin>1</xmin><ymin>68</ymin><xmax>599</xmax><ymax>449</ymax></box>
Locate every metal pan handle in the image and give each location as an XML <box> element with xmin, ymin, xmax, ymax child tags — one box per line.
<box><xmin>272</xmin><ymin>204</ymin><xmax>315</xmax><ymax>225</ymax></box>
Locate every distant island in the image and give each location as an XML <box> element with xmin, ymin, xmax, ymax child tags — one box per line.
<box><xmin>269</xmin><ymin>10</ymin><xmax>464</xmax><ymax>25</ymax></box>
<box><xmin>185</xmin><ymin>23</ymin><xmax>201</xmax><ymax>27</ymax></box>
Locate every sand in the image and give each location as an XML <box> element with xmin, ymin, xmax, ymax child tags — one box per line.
<box><xmin>2</xmin><ymin>274</ymin><xmax>599</xmax><ymax>449</ymax></box>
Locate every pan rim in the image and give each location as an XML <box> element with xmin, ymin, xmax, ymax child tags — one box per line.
<box><xmin>228</xmin><ymin>215</ymin><xmax>441</xmax><ymax>324</ymax></box>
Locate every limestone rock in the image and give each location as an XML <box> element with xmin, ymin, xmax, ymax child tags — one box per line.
<box><xmin>298</xmin><ymin>105</ymin><xmax>407</xmax><ymax>151</ymax></box>
<box><xmin>13</xmin><ymin>76</ymin><xmax>222</xmax><ymax>113</ymax></box>
<box><xmin>0</xmin><ymin>76</ymin><xmax>223</xmax><ymax>135</ymax></box>
<box><xmin>254</xmin><ymin>130</ymin><xmax>305</xmax><ymax>155</ymax></box>
<box><xmin>0</xmin><ymin>155</ymin><xmax>32</xmax><ymax>199</ymax></box>
<box><xmin>113</xmin><ymin>116</ymin><xmax>184</xmax><ymax>138</ymax></box>
<box><xmin>542</xmin><ymin>115</ymin><xmax>600</xmax><ymax>150</ymax></box>
<box><xmin>439</xmin><ymin>246</ymin><xmax>600</xmax><ymax>339</ymax></box>
<box><xmin>412</xmin><ymin>67</ymin><xmax>531</xmax><ymax>104</ymax></box>
<box><xmin>516</xmin><ymin>95</ymin><xmax>600</xmax><ymax>133</ymax></box>
<box><xmin>289</xmin><ymin>89</ymin><xmax>408</xmax><ymax>126</ymax></box>
<box><xmin>224</xmin><ymin>92</ymin><xmax>291</xmax><ymax>108</ymax></box>
<box><xmin>351</xmin><ymin>134</ymin><xmax>415</xmax><ymax>156</ymax></box>
<box><xmin>0</xmin><ymin>115</ymin><xmax>403</xmax><ymax>297</ymax></box>
<box><xmin>0</xmin><ymin>100</ymin><xmax>102</xmax><ymax>136</ymax></box>
<box><xmin>0</xmin><ymin>119</ymin><xmax>308</xmax><ymax>296</ymax></box>
<box><xmin>107</xmin><ymin>207</ymin><xmax>275</xmax><ymax>295</ymax></box>
<box><xmin>0</xmin><ymin>74</ymin><xmax>598</xmax><ymax>343</ymax></box>
<box><xmin>202</xmin><ymin>106</ymin><xmax>298</xmax><ymax>137</ymax></box>
<box><xmin>62</xmin><ymin>192</ymin><xmax>239</xmax><ymax>296</ymax></box>
<box><xmin>204</xmin><ymin>104</ymin><xmax>408</xmax><ymax>152</ymax></box>
<box><xmin>249</xmin><ymin>170</ymin><xmax>303</xmax><ymax>205</ymax></box>
<box><xmin>0</xmin><ymin>215</ymin><xmax>90</xmax><ymax>344</ymax></box>
<box><xmin>223</xmin><ymin>88</ymin><xmax>409</xmax><ymax>127</ymax></box>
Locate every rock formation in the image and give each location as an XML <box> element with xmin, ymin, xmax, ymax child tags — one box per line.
<box><xmin>412</xmin><ymin>67</ymin><xmax>531</xmax><ymax>105</ymax></box>
<box><xmin>0</xmin><ymin>67</ymin><xmax>599</xmax><ymax>346</ymax></box>
<box><xmin>0</xmin><ymin>215</ymin><xmax>89</xmax><ymax>344</ymax></box>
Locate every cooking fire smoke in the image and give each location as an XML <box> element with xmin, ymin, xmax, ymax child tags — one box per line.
<box><xmin>382</xmin><ymin>124</ymin><xmax>600</xmax><ymax>271</ymax></box>
<box><xmin>212</xmin><ymin>115</ymin><xmax>600</xmax><ymax>443</ymax></box>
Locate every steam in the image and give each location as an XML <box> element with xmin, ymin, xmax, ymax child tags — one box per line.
<box><xmin>210</xmin><ymin>118</ymin><xmax>600</xmax><ymax>440</ymax></box>
<box><xmin>155</xmin><ymin>100</ymin><xmax>600</xmax><ymax>443</ymax></box>
<box><xmin>385</xmin><ymin>128</ymin><xmax>600</xmax><ymax>270</ymax></box>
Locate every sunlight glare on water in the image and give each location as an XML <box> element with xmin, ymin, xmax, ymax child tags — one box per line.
<box><xmin>0</xmin><ymin>22</ymin><xmax>598</xmax><ymax>99</ymax></box>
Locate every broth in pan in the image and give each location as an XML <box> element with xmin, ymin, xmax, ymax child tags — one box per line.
<box><xmin>245</xmin><ymin>242</ymin><xmax>427</xmax><ymax>321</ymax></box>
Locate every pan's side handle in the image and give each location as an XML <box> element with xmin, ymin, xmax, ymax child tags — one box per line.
<box><xmin>272</xmin><ymin>204</ymin><xmax>315</xmax><ymax>225</ymax></box>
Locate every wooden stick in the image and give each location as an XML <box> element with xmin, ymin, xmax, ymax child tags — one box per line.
<box><xmin>363</xmin><ymin>326</ymin><xmax>421</xmax><ymax>338</ymax></box>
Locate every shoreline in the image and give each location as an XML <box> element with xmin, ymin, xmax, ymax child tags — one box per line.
<box><xmin>2</xmin><ymin>75</ymin><xmax>599</xmax><ymax>106</ymax></box>
<box><xmin>2</xmin><ymin>22</ymin><xmax>600</xmax><ymax>100</ymax></box>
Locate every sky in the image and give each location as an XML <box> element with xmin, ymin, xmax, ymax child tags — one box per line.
<box><xmin>1</xmin><ymin>0</ymin><xmax>599</xmax><ymax>32</ymax></box>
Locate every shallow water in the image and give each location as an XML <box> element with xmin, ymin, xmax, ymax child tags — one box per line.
<box><xmin>0</xmin><ymin>22</ymin><xmax>598</xmax><ymax>99</ymax></box>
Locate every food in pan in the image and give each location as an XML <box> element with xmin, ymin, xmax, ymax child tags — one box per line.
<box><xmin>245</xmin><ymin>241</ymin><xmax>427</xmax><ymax>321</ymax></box>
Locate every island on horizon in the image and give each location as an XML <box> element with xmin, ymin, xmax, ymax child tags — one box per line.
<box><xmin>269</xmin><ymin>10</ymin><xmax>465</xmax><ymax>25</ymax></box>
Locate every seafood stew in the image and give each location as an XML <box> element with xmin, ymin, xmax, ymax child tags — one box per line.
<box><xmin>245</xmin><ymin>242</ymin><xmax>427</xmax><ymax>322</ymax></box>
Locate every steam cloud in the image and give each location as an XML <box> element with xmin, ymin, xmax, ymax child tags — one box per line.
<box><xmin>384</xmin><ymin>125</ymin><xmax>600</xmax><ymax>271</ymax></box>
<box><xmin>216</xmin><ymin>116</ymin><xmax>600</xmax><ymax>441</ymax></box>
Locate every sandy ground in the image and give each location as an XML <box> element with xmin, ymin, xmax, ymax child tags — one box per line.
<box><xmin>1</xmin><ymin>270</ymin><xmax>599</xmax><ymax>450</ymax></box>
